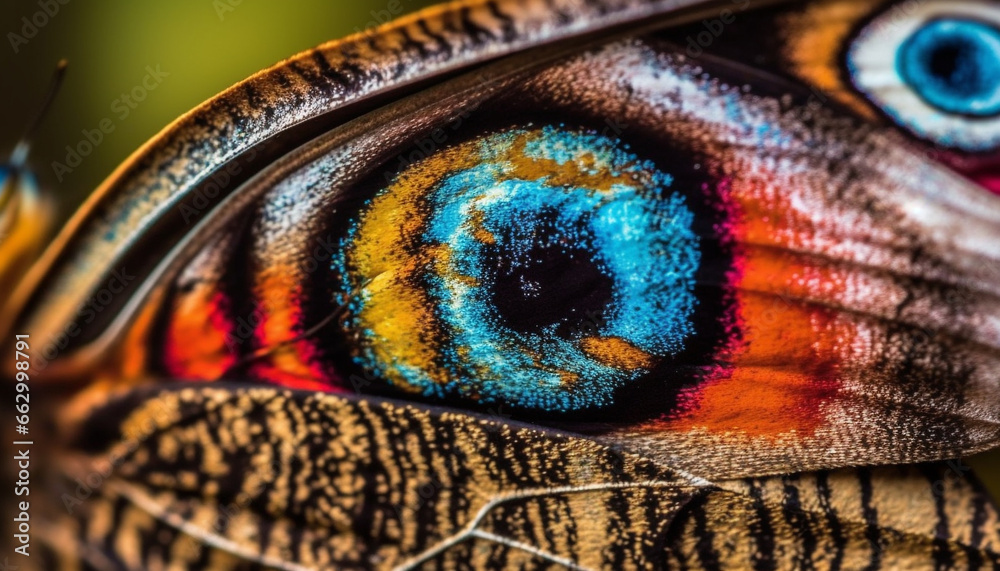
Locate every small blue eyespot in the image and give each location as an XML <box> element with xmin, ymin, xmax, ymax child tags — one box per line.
<box><xmin>898</xmin><ymin>18</ymin><xmax>1000</xmax><ymax>117</ymax></box>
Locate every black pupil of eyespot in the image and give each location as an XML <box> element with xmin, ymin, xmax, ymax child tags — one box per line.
<box><xmin>928</xmin><ymin>42</ymin><xmax>967</xmax><ymax>86</ymax></box>
<box><xmin>896</xmin><ymin>18</ymin><xmax>1000</xmax><ymax>118</ymax></box>
<box><xmin>485</xmin><ymin>211</ymin><xmax>614</xmax><ymax>337</ymax></box>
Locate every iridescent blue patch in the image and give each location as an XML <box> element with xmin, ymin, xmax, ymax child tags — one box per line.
<box><xmin>898</xmin><ymin>18</ymin><xmax>1000</xmax><ymax>117</ymax></box>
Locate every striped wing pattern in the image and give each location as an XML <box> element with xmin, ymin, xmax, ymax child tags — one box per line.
<box><xmin>35</xmin><ymin>387</ymin><xmax>1000</xmax><ymax>569</ymax></box>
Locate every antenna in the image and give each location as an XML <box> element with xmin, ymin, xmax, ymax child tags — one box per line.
<box><xmin>10</xmin><ymin>59</ymin><xmax>68</xmax><ymax>168</ymax></box>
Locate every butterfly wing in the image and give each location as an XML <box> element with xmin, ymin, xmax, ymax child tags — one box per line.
<box><xmin>42</xmin><ymin>386</ymin><xmax>1000</xmax><ymax>569</ymax></box>
<box><xmin>6</xmin><ymin>0</ymin><xmax>1000</xmax><ymax>569</ymax></box>
<box><xmin>30</xmin><ymin>16</ymin><xmax>1000</xmax><ymax>476</ymax></box>
<box><xmin>0</xmin><ymin>0</ymin><xmax>718</xmax><ymax>359</ymax></box>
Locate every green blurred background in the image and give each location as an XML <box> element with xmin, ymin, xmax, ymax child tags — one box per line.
<box><xmin>0</xmin><ymin>1</ymin><xmax>998</xmax><ymax>496</ymax></box>
<box><xmin>0</xmin><ymin>0</ymin><xmax>436</xmax><ymax>211</ymax></box>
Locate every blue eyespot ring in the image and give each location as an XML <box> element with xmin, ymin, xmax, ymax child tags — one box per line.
<box><xmin>333</xmin><ymin>126</ymin><xmax>702</xmax><ymax>412</ymax></box>
<box><xmin>897</xmin><ymin>18</ymin><xmax>1000</xmax><ymax>117</ymax></box>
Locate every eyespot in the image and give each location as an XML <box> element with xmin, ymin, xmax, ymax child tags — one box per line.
<box><xmin>332</xmin><ymin>125</ymin><xmax>701</xmax><ymax>412</ymax></box>
<box><xmin>848</xmin><ymin>1</ymin><xmax>1000</xmax><ymax>151</ymax></box>
<box><xmin>898</xmin><ymin>19</ymin><xmax>1000</xmax><ymax>117</ymax></box>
